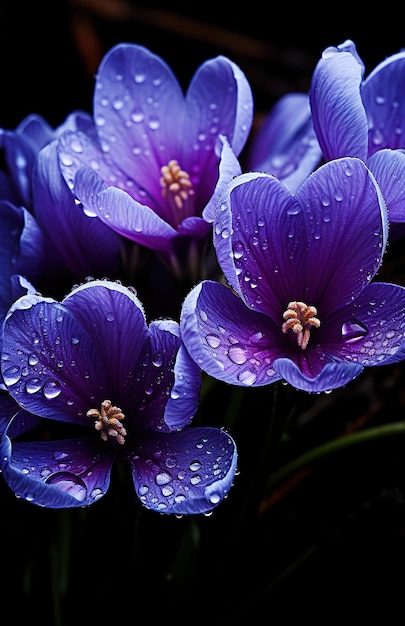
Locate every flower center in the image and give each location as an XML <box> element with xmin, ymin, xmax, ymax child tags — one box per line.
<box><xmin>282</xmin><ymin>301</ymin><xmax>320</xmax><ymax>350</ymax></box>
<box><xmin>160</xmin><ymin>159</ymin><xmax>194</xmax><ymax>210</ymax></box>
<box><xmin>87</xmin><ymin>399</ymin><xmax>127</xmax><ymax>445</ymax></box>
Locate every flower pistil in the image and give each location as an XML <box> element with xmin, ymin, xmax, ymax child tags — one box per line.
<box><xmin>282</xmin><ymin>301</ymin><xmax>320</xmax><ymax>350</ymax></box>
<box><xmin>87</xmin><ymin>399</ymin><xmax>127</xmax><ymax>444</ymax></box>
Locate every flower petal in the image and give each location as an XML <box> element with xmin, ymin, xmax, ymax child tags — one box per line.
<box><xmin>129</xmin><ymin>426</ymin><xmax>238</xmax><ymax>515</ymax></box>
<box><xmin>34</xmin><ymin>142</ymin><xmax>122</xmax><ymax>278</ymax></box>
<box><xmin>214</xmin><ymin>170</ymin><xmax>301</xmax><ymax>319</ymax></box>
<box><xmin>180</xmin><ymin>280</ymin><xmax>282</xmax><ymax>386</ymax></box>
<box><xmin>310</xmin><ymin>42</ymin><xmax>369</xmax><ymax>161</ymax></box>
<box><xmin>148</xmin><ymin>320</ymin><xmax>202</xmax><ymax>431</ymax></box>
<box><xmin>1</xmin><ymin>418</ymin><xmax>113</xmax><ymax>508</ymax></box>
<box><xmin>62</xmin><ymin>280</ymin><xmax>150</xmax><ymax>400</ymax></box>
<box><xmin>296</xmin><ymin>158</ymin><xmax>388</xmax><ymax>311</ymax></box>
<box><xmin>247</xmin><ymin>93</ymin><xmax>322</xmax><ymax>193</ymax></box>
<box><xmin>368</xmin><ymin>149</ymin><xmax>405</xmax><ymax>223</ymax></box>
<box><xmin>324</xmin><ymin>282</ymin><xmax>405</xmax><ymax>365</ymax></box>
<box><xmin>186</xmin><ymin>55</ymin><xmax>253</xmax><ymax>158</ymax></box>
<box><xmin>94</xmin><ymin>43</ymin><xmax>185</xmax><ymax>187</ymax></box>
<box><xmin>2</xmin><ymin>293</ymin><xmax>108</xmax><ymax>424</ymax></box>
<box><xmin>73</xmin><ymin>166</ymin><xmax>177</xmax><ymax>251</ymax></box>
<box><xmin>362</xmin><ymin>50</ymin><xmax>405</xmax><ymax>154</ymax></box>
<box><xmin>202</xmin><ymin>135</ymin><xmax>242</xmax><ymax>223</ymax></box>
<box><xmin>273</xmin><ymin>357</ymin><xmax>364</xmax><ymax>393</ymax></box>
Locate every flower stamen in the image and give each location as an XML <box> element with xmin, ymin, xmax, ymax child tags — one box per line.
<box><xmin>87</xmin><ymin>399</ymin><xmax>127</xmax><ymax>445</ymax></box>
<box><xmin>282</xmin><ymin>301</ymin><xmax>320</xmax><ymax>350</ymax></box>
<box><xmin>160</xmin><ymin>159</ymin><xmax>194</xmax><ymax>210</ymax></box>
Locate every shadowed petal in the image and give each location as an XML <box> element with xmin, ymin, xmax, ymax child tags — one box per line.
<box><xmin>362</xmin><ymin>51</ymin><xmax>405</xmax><ymax>154</ymax></box>
<box><xmin>323</xmin><ymin>282</ymin><xmax>405</xmax><ymax>364</ymax></box>
<box><xmin>368</xmin><ymin>149</ymin><xmax>405</xmax><ymax>223</ymax></box>
<box><xmin>34</xmin><ymin>142</ymin><xmax>122</xmax><ymax>278</ymax></box>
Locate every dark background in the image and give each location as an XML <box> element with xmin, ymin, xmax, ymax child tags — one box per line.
<box><xmin>1</xmin><ymin>2</ymin><xmax>405</xmax><ymax>624</ymax></box>
<box><xmin>2</xmin><ymin>1</ymin><xmax>404</xmax><ymax>129</ymax></box>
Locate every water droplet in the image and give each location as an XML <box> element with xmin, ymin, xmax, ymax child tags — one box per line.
<box><xmin>155</xmin><ymin>472</ymin><xmax>172</xmax><ymax>486</ymax></box>
<box><xmin>43</xmin><ymin>380</ymin><xmax>62</xmax><ymax>399</ymax></box>
<box><xmin>189</xmin><ymin>461</ymin><xmax>202</xmax><ymax>472</ymax></box>
<box><xmin>44</xmin><ymin>471</ymin><xmax>87</xmax><ymax>501</ymax></box>
<box><xmin>25</xmin><ymin>378</ymin><xmax>42</xmax><ymax>394</ymax></box>
<box><xmin>3</xmin><ymin>365</ymin><xmax>21</xmax><ymax>386</ymax></box>
<box><xmin>206</xmin><ymin>334</ymin><xmax>221</xmax><ymax>349</ymax></box>
<box><xmin>227</xmin><ymin>344</ymin><xmax>247</xmax><ymax>364</ymax></box>
<box><xmin>341</xmin><ymin>319</ymin><xmax>368</xmax><ymax>343</ymax></box>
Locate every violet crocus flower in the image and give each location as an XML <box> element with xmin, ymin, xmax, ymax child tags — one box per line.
<box><xmin>310</xmin><ymin>40</ymin><xmax>405</xmax><ymax>232</ymax></box>
<box><xmin>0</xmin><ymin>111</ymin><xmax>123</xmax><ymax>287</ymax></box>
<box><xmin>0</xmin><ymin>279</ymin><xmax>237</xmax><ymax>513</ymax></box>
<box><xmin>180</xmin><ymin>157</ymin><xmax>405</xmax><ymax>393</ymax></box>
<box><xmin>53</xmin><ymin>43</ymin><xmax>253</xmax><ymax>283</ymax></box>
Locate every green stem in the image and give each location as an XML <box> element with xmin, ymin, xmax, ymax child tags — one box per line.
<box><xmin>267</xmin><ymin>420</ymin><xmax>405</xmax><ymax>493</ymax></box>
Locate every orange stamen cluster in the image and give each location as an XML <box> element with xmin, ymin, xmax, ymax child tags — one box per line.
<box><xmin>282</xmin><ymin>301</ymin><xmax>320</xmax><ymax>350</ymax></box>
<box><xmin>160</xmin><ymin>159</ymin><xmax>194</xmax><ymax>209</ymax></box>
<box><xmin>87</xmin><ymin>399</ymin><xmax>127</xmax><ymax>445</ymax></box>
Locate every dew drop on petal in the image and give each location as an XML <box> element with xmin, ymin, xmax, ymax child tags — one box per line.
<box><xmin>341</xmin><ymin>319</ymin><xmax>368</xmax><ymax>343</ymax></box>
<box><xmin>44</xmin><ymin>472</ymin><xmax>87</xmax><ymax>501</ymax></box>
<box><xmin>43</xmin><ymin>380</ymin><xmax>62</xmax><ymax>399</ymax></box>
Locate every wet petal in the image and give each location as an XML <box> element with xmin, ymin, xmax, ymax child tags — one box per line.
<box><xmin>368</xmin><ymin>149</ymin><xmax>405</xmax><ymax>223</ymax></box>
<box><xmin>94</xmin><ymin>43</ymin><xmax>185</xmax><ymax>188</ymax></box>
<box><xmin>203</xmin><ymin>135</ymin><xmax>242</xmax><ymax>224</ymax></box>
<box><xmin>362</xmin><ymin>50</ymin><xmax>405</xmax><ymax>155</ymax></box>
<box><xmin>296</xmin><ymin>157</ymin><xmax>388</xmax><ymax>311</ymax></box>
<box><xmin>1</xmin><ymin>420</ymin><xmax>113</xmax><ymax>508</ymax></box>
<box><xmin>310</xmin><ymin>43</ymin><xmax>368</xmax><ymax>161</ymax></box>
<box><xmin>2</xmin><ymin>293</ymin><xmax>107</xmax><ymax>424</ymax></box>
<box><xmin>247</xmin><ymin>93</ymin><xmax>322</xmax><ymax>193</ymax></box>
<box><xmin>186</xmin><ymin>55</ymin><xmax>253</xmax><ymax>158</ymax></box>
<box><xmin>57</xmin><ymin>129</ymin><xmax>155</xmax><ymax>208</ymax></box>
<box><xmin>63</xmin><ymin>280</ymin><xmax>150</xmax><ymax>399</ymax></box>
<box><xmin>214</xmin><ymin>171</ymin><xmax>302</xmax><ymax>320</ymax></box>
<box><xmin>273</xmin><ymin>358</ymin><xmax>364</xmax><ymax>393</ymax></box>
<box><xmin>73</xmin><ymin>166</ymin><xmax>176</xmax><ymax>251</ymax></box>
<box><xmin>129</xmin><ymin>427</ymin><xmax>237</xmax><ymax>515</ymax></box>
<box><xmin>324</xmin><ymin>282</ymin><xmax>405</xmax><ymax>365</ymax></box>
<box><xmin>180</xmin><ymin>280</ymin><xmax>282</xmax><ymax>386</ymax></box>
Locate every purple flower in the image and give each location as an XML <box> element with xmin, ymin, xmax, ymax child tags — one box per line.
<box><xmin>180</xmin><ymin>158</ymin><xmax>405</xmax><ymax>393</ymax></box>
<box><xmin>54</xmin><ymin>43</ymin><xmax>253</xmax><ymax>281</ymax></box>
<box><xmin>0</xmin><ymin>111</ymin><xmax>123</xmax><ymax>287</ymax></box>
<box><xmin>246</xmin><ymin>93</ymin><xmax>322</xmax><ymax>193</ymax></box>
<box><xmin>0</xmin><ymin>279</ymin><xmax>237</xmax><ymax>513</ymax></box>
<box><xmin>310</xmin><ymin>40</ymin><xmax>405</xmax><ymax>228</ymax></box>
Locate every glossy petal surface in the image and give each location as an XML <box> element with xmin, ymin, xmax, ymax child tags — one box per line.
<box><xmin>129</xmin><ymin>427</ymin><xmax>237</xmax><ymax>514</ymax></box>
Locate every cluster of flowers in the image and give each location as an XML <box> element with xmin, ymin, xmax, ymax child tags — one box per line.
<box><xmin>1</xmin><ymin>39</ymin><xmax>405</xmax><ymax>515</ymax></box>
